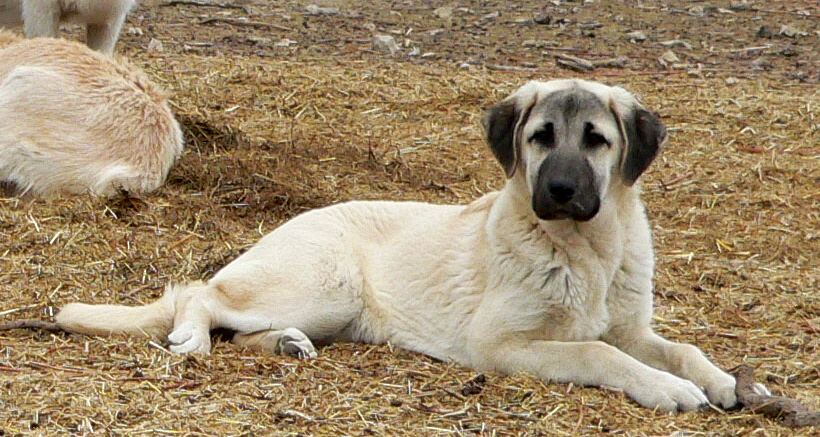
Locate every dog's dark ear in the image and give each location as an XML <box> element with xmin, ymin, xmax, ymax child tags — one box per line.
<box><xmin>617</xmin><ymin>106</ymin><xmax>666</xmax><ymax>185</ymax></box>
<box><xmin>482</xmin><ymin>96</ymin><xmax>536</xmax><ymax>178</ymax></box>
<box><xmin>482</xmin><ymin>100</ymin><xmax>520</xmax><ymax>178</ymax></box>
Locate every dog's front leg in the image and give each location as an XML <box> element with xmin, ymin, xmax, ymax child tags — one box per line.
<box><xmin>22</xmin><ymin>0</ymin><xmax>60</xmax><ymax>38</ymax></box>
<box><xmin>604</xmin><ymin>329</ymin><xmax>739</xmax><ymax>409</ymax></box>
<box><xmin>471</xmin><ymin>339</ymin><xmax>710</xmax><ymax>412</ymax></box>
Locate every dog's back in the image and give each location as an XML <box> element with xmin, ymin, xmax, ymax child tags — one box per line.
<box><xmin>0</xmin><ymin>32</ymin><xmax>183</xmax><ymax>197</ymax></box>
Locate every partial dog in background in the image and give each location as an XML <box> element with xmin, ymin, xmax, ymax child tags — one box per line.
<box><xmin>0</xmin><ymin>31</ymin><xmax>183</xmax><ymax>197</ymax></box>
<box><xmin>0</xmin><ymin>0</ymin><xmax>135</xmax><ymax>54</ymax></box>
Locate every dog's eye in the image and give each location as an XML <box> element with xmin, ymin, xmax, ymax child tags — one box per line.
<box><xmin>584</xmin><ymin>123</ymin><xmax>609</xmax><ymax>149</ymax></box>
<box><xmin>529</xmin><ymin>124</ymin><xmax>554</xmax><ymax>148</ymax></box>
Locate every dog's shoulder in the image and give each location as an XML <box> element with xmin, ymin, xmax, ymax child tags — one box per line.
<box><xmin>462</xmin><ymin>190</ymin><xmax>501</xmax><ymax>216</ymax></box>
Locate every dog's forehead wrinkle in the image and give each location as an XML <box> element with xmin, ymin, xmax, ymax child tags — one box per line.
<box><xmin>528</xmin><ymin>89</ymin><xmax>610</xmax><ymax>133</ymax></box>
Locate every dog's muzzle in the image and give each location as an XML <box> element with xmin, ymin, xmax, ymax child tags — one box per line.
<box><xmin>532</xmin><ymin>154</ymin><xmax>600</xmax><ymax>222</ymax></box>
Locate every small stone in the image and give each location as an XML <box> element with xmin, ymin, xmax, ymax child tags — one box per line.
<box><xmin>372</xmin><ymin>35</ymin><xmax>400</xmax><ymax>55</ymax></box>
<box><xmin>658</xmin><ymin>50</ymin><xmax>680</xmax><ymax>68</ymax></box>
<box><xmin>725</xmin><ymin>77</ymin><xmax>740</xmax><ymax>86</ymax></box>
<box><xmin>756</xmin><ymin>25</ymin><xmax>773</xmax><ymax>39</ymax></box>
<box><xmin>625</xmin><ymin>30</ymin><xmax>646</xmax><ymax>42</ymax></box>
<box><xmin>778</xmin><ymin>25</ymin><xmax>799</xmax><ymax>38</ymax></box>
<box><xmin>686</xmin><ymin>68</ymin><xmax>703</xmax><ymax>78</ymax></box>
<box><xmin>533</xmin><ymin>13</ymin><xmax>552</xmax><ymax>24</ymax></box>
<box><xmin>751</xmin><ymin>57</ymin><xmax>773</xmax><ymax>70</ymax></box>
<box><xmin>433</xmin><ymin>7</ymin><xmax>453</xmax><ymax>19</ymax></box>
<box><xmin>147</xmin><ymin>38</ymin><xmax>163</xmax><ymax>52</ymax></box>
<box><xmin>729</xmin><ymin>1</ymin><xmax>753</xmax><ymax>11</ymax></box>
<box><xmin>305</xmin><ymin>4</ymin><xmax>339</xmax><ymax>15</ymax></box>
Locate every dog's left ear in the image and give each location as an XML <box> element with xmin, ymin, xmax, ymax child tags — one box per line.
<box><xmin>611</xmin><ymin>99</ymin><xmax>667</xmax><ymax>185</ymax></box>
<box><xmin>482</xmin><ymin>95</ymin><xmax>537</xmax><ymax>178</ymax></box>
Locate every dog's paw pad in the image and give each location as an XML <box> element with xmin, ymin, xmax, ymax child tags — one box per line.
<box><xmin>278</xmin><ymin>327</ymin><xmax>317</xmax><ymax>359</ymax></box>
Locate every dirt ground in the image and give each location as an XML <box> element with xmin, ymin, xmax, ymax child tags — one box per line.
<box><xmin>1</xmin><ymin>0</ymin><xmax>818</xmax><ymax>435</ymax></box>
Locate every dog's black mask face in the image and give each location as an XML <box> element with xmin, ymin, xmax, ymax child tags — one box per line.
<box><xmin>531</xmin><ymin>151</ymin><xmax>600</xmax><ymax>221</ymax></box>
<box><xmin>482</xmin><ymin>80</ymin><xmax>666</xmax><ymax>223</ymax></box>
<box><xmin>524</xmin><ymin>89</ymin><xmax>611</xmax><ymax>222</ymax></box>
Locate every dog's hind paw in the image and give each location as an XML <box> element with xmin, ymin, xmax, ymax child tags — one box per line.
<box><xmin>167</xmin><ymin>322</ymin><xmax>211</xmax><ymax>355</ymax></box>
<box><xmin>279</xmin><ymin>327</ymin><xmax>318</xmax><ymax>359</ymax></box>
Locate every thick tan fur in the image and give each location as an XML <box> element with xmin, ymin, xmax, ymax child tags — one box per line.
<box><xmin>56</xmin><ymin>79</ymin><xmax>746</xmax><ymax>412</ymax></box>
<box><xmin>0</xmin><ymin>0</ymin><xmax>135</xmax><ymax>54</ymax></box>
<box><xmin>0</xmin><ymin>30</ymin><xmax>183</xmax><ymax>197</ymax></box>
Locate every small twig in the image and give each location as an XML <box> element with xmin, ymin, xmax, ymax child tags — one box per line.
<box><xmin>733</xmin><ymin>365</ymin><xmax>820</xmax><ymax>427</ymax></box>
<box><xmin>161</xmin><ymin>0</ymin><xmax>247</xmax><ymax>11</ymax></box>
<box><xmin>26</xmin><ymin>362</ymin><xmax>87</xmax><ymax>374</ymax></box>
<box><xmin>0</xmin><ymin>319</ymin><xmax>62</xmax><ymax>332</ymax></box>
<box><xmin>486</xmin><ymin>64</ymin><xmax>536</xmax><ymax>72</ymax></box>
<box><xmin>197</xmin><ymin>17</ymin><xmax>292</xmax><ymax>32</ymax></box>
<box><xmin>555</xmin><ymin>54</ymin><xmax>595</xmax><ymax>72</ymax></box>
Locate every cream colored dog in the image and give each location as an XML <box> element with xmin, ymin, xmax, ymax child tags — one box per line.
<box><xmin>56</xmin><ymin>79</ymin><xmax>741</xmax><ymax>411</ymax></box>
<box><xmin>0</xmin><ymin>31</ymin><xmax>183</xmax><ymax>197</ymax></box>
<box><xmin>0</xmin><ymin>0</ymin><xmax>134</xmax><ymax>54</ymax></box>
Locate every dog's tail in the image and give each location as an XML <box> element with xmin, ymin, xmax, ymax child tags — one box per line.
<box><xmin>55</xmin><ymin>283</ymin><xmax>186</xmax><ymax>339</ymax></box>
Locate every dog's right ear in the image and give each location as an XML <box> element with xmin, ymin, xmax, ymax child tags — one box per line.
<box><xmin>481</xmin><ymin>95</ymin><xmax>536</xmax><ymax>178</ymax></box>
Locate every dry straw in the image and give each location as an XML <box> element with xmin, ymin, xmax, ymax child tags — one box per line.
<box><xmin>1</xmin><ymin>0</ymin><xmax>817</xmax><ymax>435</ymax></box>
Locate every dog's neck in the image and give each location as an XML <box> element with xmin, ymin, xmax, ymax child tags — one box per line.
<box><xmin>491</xmin><ymin>176</ymin><xmax>639</xmax><ymax>271</ymax></box>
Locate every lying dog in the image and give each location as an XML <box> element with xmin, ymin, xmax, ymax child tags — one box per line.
<box><xmin>0</xmin><ymin>30</ymin><xmax>183</xmax><ymax>197</ymax></box>
<box><xmin>55</xmin><ymin>79</ymin><xmax>740</xmax><ymax>411</ymax></box>
<box><xmin>0</xmin><ymin>0</ymin><xmax>135</xmax><ymax>54</ymax></box>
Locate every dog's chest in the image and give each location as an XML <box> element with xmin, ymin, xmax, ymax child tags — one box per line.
<box><xmin>490</xmin><ymin>236</ymin><xmax>620</xmax><ymax>343</ymax></box>
<box><xmin>533</xmin><ymin>265</ymin><xmax>612</xmax><ymax>342</ymax></box>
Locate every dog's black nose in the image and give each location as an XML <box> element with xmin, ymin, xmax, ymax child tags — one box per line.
<box><xmin>548</xmin><ymin>181</ymin><xmax>575</xmax><ymax>204</ymax></box>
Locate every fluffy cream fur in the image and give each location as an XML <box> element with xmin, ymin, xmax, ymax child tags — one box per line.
<box><xmin>0</xmin><ymin>31</ymin><xmax>183</xmax><ymax>197</ymax></box>
<box><xmin>56</xmin><ymin>79</ymin><xmax>740</xmax><ymax>412</ymax></box>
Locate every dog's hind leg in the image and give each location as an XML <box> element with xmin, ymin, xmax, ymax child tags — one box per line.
<box><xmin>232</xmin><ymin>328</ymin><xmax>318</xmax><ymax>359</ymax></box>
<box><xmin>166</xmin><ymin>283</ymin><xmax>216</xmax><ymax>355</ymax></box>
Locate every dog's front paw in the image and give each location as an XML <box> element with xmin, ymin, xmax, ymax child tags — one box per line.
<box><xmin>704</xmin><ymin>372</ymin><xmax>771</xmax><ymax>410</ymax></box>
<box><xmin>703</xmin><ymin>372</ymin><xmax>738</xmax><ymax>409</ymax></box>
<box><xmin>628</xmin><ymin>371</ymin><xmax>709</xmax><ymax>412</ymax></box>
<box><xmin>167</xmin><ymin>322</ymin><xmax>211</xmax><ymax>355</ymax></box>
<box><xmin>278</xmin><ymin>328</ymin><xmax>317</xmax><ymax>359</ymax></box>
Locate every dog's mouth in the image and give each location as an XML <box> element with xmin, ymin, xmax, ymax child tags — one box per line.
<box><xmin>533</xmin><ymin>198</ymin><xmax>600</xmax><ymax>222</ymax></box>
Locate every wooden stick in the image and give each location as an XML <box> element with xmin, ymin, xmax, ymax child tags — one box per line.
<box><xmin>161</xmin><ymin>0</ymin><xmax>246</xmax><ymax>10</ymax></box>
<box><xmin>733</xmin><ymin>365</ymin><xmax>820</xmax><ymax>427</ymax></box>
<box><xmin>198</xmin><ymin>17</ymin><xmax>292</xmax><ymax>32</ymax></box>
<box><xmin>0</xmin><ymin>319</ymin><xmax>62</xmax><ymax>332</ymax></box>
